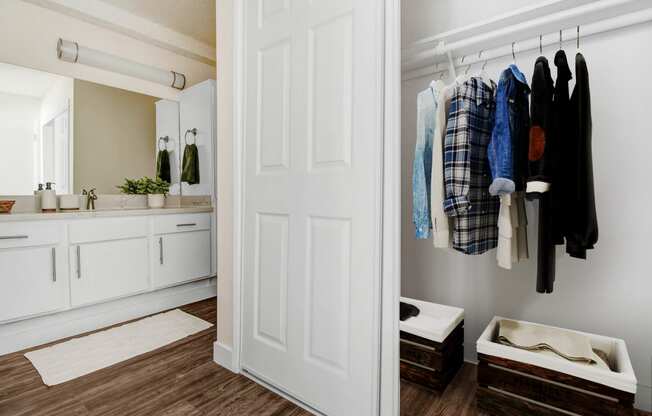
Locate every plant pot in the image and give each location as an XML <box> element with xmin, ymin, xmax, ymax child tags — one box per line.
<box><xmin>147</xmin><ymin>194</ymin><xmax>165</xmax><ymax>209</ymax></box>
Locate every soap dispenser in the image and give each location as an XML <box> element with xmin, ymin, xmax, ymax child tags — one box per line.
<box><xmin>34</xmin><ymin>183</ymin><xmax>44</xmax><ymax>211</ymax></box>
<box><xmin>41</xmin><ymin>182</ymin><xmax>57</xmax><ymax>213</ymax></box>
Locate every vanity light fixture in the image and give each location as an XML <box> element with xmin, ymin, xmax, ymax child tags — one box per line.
<box><xmin>56</xmin><ymin>38</ymin><xmax>186</xmax><ymax>90</ymax></box>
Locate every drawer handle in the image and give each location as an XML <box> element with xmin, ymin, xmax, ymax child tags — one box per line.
<box><xmin>159</xmin><ymin>237</ymin><xmax>164</xmax><ymax>265</ymax></box>
<box><xmin>51</xmin><ymin>247</ymin><xmax>56</xmax><ymax>282</ymax></box>
<box><xmin>400</xmin><ymin>358</ymin><xmax>436</xmax><ymax>372</ymax></box>
<box><xmin>0</xmin><ymin>235</ymin><xmax>29</xmax><ymax>240</ymax></box>
<box><xmin>176</xmin><ymin>223</ymin><xmax>197</xmax><ymax>227</ymax></box>
<box><xmin>76</xmin><ymin>245</ymin><xmax>82</xmax><ymax>279</ymax></box>
<box><xmin>400</xmin><ymin>338</ymin><xmax>436</xmax><ymax>351</ymax></box>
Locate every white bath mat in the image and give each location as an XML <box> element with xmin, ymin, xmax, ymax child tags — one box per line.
<box><xmin>25</xmin><ymin>309</ymin><xmax>213</xmax><ymax>386</ymax></box>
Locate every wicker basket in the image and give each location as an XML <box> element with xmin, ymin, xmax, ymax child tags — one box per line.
<box><xmin>0</xmin><ymin>200</ymin><xmax>16</xmax><ymax>214</ymax></box>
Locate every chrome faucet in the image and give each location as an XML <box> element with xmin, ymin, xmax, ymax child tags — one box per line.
<box><xmin>83</xmin><ymin>188</ymin><xmax>98</xmax><ymax>210</ymax></box>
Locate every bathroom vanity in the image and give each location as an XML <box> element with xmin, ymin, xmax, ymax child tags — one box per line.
<box><xmin>0</xmin><ymin>207</ymin><xmax>215</xmax><ymax>354</ymax></box>
<box><xmin>0</xmin><ymin>61</ymin><xmax>217</xmax><ymax>356</ymax></box>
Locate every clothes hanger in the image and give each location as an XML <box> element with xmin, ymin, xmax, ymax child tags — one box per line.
<box><xmin>511</xmin><ymin>42</ymin><xmax>517</xmax><ymax>65</ymax></box>
<box><xmin>576</xmin><ymin>25</ymin><xmax>582</xmax><ymax>54</ymax></box>
<box><xmin>559</xmin><ymin>30</ymin><xmax>563</xmax><ymax>51</ymax></box>
<box><xmin>475</xmin><ymin>50</ymin><xmax>491</xmax><ymax>81</ymax></box>
<box><xmin>455</xmin><ymin>55</ymin><xmax>470</xmax><ymax>83</ymax></box>
<box><xmin>539</xmin><ymin>34</ymin><xmax>543</xmax><ymax>56</ymax></box>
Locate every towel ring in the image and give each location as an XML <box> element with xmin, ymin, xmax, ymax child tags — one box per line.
<box><xmin>184</xmin><ymin>128</ymin><xmax>198</xmax><ymax>145</ymax></box>
<box><xmin>158</xmin><ymin>136</ymin><xmax>170</xmax><ymax>151</ymax></box>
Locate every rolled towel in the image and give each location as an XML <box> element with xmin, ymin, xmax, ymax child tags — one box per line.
<box><xmin>156</xmin><ymin>149</ymin><xmax>171</xmax><ymax>183</ymax></box>
<box><xmin>181</xmin><ymin>143</ymin><xmax>200</xmax><ymax>185</ymax></box>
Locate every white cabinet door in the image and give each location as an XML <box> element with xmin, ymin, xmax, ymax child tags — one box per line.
<box><xmin>152</xmin><ymin>230</ymin><xmax>211</xmax><ymax>289</ymax></box>
<box><xmin>70</xmin><ymin>238</ymin><xmax>149</xmax><ymax>307</ymax></box>
<box><xmin>241</xmin><ymin>0</ymin><xmax>383</xmax><ymax>414</ymax></box>
<box><xmin>0</xmin><ymin>245</ymin><xmax>68</xmax><ymax>322</ymax></box>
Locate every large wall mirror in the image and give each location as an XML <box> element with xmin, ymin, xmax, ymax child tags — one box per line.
<box><xmin>0</xmin><ymin>62</ymin><xmax>182</xmax><ymax>196</ymax></box>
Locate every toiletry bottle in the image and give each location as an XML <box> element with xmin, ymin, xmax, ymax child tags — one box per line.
<box><xmin>34</xmin><ymin>183</ymin><xmax>44</xmax><ymax>211</ymax></box>
<box><xmin>41</xmin><ymin>182</ymin><xmax>57</xmax><ymax>213</ymax></box>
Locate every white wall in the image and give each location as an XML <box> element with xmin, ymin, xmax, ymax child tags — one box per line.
<box><xmin>401</xmin><ymin>9</ymin><xmax>652</xmax><ymax>412</ymax></box>
<box><xmin>215</xmin><ymin>0</ymin><xmax>235</xmax><ymax>351</ymax></box>
<box><xmin>40</xmin><ymin>77</ymin><xmax>74</xmax><ymax>191</ymax></box>
<box><xmin>402</xmin><ymin>0</ymin><xmax>545</xmax><ymax>46</ymax></box>
<box><xmin>0</xmin><ymin>92</ymin><xmax>40</xmax><ymax>194</ymax></box>
<box><xmin>0</xmin><ymin>0</ymin><xmax>215</xmax><ymax>101</ymax></box>
<box><xmin>40</xmin><ymin>78</ymin><xmax>73</xmax><ymax>127</ymax></box>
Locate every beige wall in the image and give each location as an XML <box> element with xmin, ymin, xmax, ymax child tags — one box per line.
<box><xmin>73</xmin><ymin>79</ymin><xmax>157</xmax><ymax>194</ymax></box>
<box><xmin>216</xmin><ymin>0</ymin><xmax>234</xmax><ymax>350</ymax></box>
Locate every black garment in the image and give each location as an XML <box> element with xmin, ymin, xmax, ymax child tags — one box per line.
<box><xmin>399</xmin><ymin>302</ymin><xmax>420</xmax><ymax>321</ymax></box>
<box><xmin>536</xmin><ymin>194</ymin><xmax>555</xmax><ymax>293</ymax></box>
<box><xmin>551</xmin><ymin>50</ymin><xmax>573</xmax><ymax>245</ymax></box>
<box><xmin>527</xmin><ymin>57</ymin><xmax>555</xmax><ymax>192</ymax></box>
<box><xmin>565</xmin><ymin>53</ymin><xmax>598</xmax><ymax>259</ymax></box>
<box><xmin>528</xmin><ymin>56</ymin><xmax>556</xmax><ymax>293</ymax></box>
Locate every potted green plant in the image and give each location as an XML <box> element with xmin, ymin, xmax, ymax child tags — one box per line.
<box><xmin>117</xmin><ymin>177</ymin><xmax>170</xmax><ymax>209</ymax></box>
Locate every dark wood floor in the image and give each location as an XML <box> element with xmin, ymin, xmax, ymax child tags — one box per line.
<box><xmin>0</xmin><ymin>299</ymin><xmax>310</xmax><ymax>416</ymax></box>
<box><xmin>1</xmin><ymin>298</ymin><xmax>649</xmax><ymax>416</ymax></box>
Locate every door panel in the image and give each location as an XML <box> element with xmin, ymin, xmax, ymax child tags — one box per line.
<box><xmin>305</xmin><ymin>216</ymin><xmax>351</xmax><ymax>374</ymax></box>
<box><xmin>70</xmin><ymin>238</ymin><xmax>149</xmax><ymax>307</ymax></box>
<box><xmin>0</xmin><ymin>246</ymin><xmax>67</xmax><ymax>322</ymax></box>
<box><xmin>152</xmin><ymin>230</ymin><xmax>211</xmax><ymax>289</ymax></box>
<box><xmin>308</xmin><ymin>13</ymin><xmax>352</xmax><ymax>170</ymax></box>
<box><xmin>254</xmin><ymin>213</ymin><xmax>289</xmax><ymax>350</ymax></box>
<box><xmin>242</xmin><ymin>0</ymin><xmax>382</xmax><ymax>414</ymax></box>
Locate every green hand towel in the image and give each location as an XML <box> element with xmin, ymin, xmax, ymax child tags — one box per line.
<box><xmin>156</xmin><ymin>149</ymin><xmax>171</xmax><ymax>183</ymax></box>
<box><xmin>181</xmin><ymin>144</ymin><xmax>200</xmax><ymax>185</ymax></box>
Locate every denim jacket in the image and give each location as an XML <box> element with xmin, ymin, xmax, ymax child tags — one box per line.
<box><xmin>413</xmin><ymin>81</ymin><xmax>444</xmax><ymax>239</ymax></box>
<box><xmin>487</xmin><ymin>65</ymin><xmax>530</xmax><ymax>195</ymax></box>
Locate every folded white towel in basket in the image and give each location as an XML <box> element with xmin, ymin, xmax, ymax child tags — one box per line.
<box><xmin>497</xmin><ymin>319</ymin><xmax>610</xmax><ymax>370</ymax></box>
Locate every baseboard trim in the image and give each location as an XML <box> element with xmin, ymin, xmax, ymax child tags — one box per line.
<box><xmin>213</xmin><ymin>341</ymin><xmax>236</xmax><ymax>372</ymax></box>
<box><xmin>0</xmin><ymin>278</ymin><xmax>216</xmax><ymax>356</ymax></box>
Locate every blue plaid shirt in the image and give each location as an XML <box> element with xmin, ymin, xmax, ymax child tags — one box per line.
<box><xmin>443</xmin><ymin>78</ymin><xmax>499</xmax><ymax>254</ymax></box>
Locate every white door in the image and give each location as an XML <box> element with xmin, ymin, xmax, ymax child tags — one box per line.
<box><xmin>70</xmin><ymin>239</ymin><xmax>149</xmax><ymax>307</ymax></box>
<box><xmin>152</xmin><ymin>231</ymin><xmax>211</xmax><ymax>289</ymax></box>
<box><xmin>0</xmin><ymin>245</ymin><xmax>67</xmax><ymax>322</ymax></box>
<box><xmin>241</xmin><ymin>0</ymin><xmax>383</xmax><ymax>414</ymax></box>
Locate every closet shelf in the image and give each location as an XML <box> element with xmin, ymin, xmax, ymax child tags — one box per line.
<box><xmin>402</xmin><ymin>0</ymin><xmax>652</xmax><ymax>81</ymax></box>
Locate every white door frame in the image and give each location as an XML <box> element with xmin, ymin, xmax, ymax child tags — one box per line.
<box><xmin>229</xmin><ymin>1</ymin><xmax>401</xmax><ymax>414</ymax></box>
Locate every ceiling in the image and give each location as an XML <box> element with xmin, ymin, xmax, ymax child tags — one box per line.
<box><xmin>101</xmin><ymin>0</ymin><xmax>216</xmax><ymax>47</ymax></box>
<box><xmin>0</xmin><ymin>63</ymin><xmax>68</xmax><ymax>98</ymax></box>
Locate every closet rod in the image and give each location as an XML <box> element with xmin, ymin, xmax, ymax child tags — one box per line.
<box><xmin>404</xmin><ymin>0</ymin><xmax>639</xmax><ymax>69</ymax></box>
<box><xmin>403</xmin><ymin>6</ymin><xmax>652</xmax><ymax>82</ymax></box>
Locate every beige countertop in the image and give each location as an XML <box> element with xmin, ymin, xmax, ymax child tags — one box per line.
<box><xmin>0</xmin><ymin>206</ymin><xmax>213</xmax><ymax>223</ymax></box>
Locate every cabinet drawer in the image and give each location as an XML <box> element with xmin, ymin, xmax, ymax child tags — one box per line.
<box><xmin>152</xmin><ymin>213</ymin><xmax>211</xmax><ymax>235</ymax></box>
<box><xmin>69</xmin><ymin>217</ymin><xmax>148</xmax><ymax>244</ymax></box>
<box><xmin>0</xmin><ymin>222</ymin><xmax>62</xmax><ymax>249</ymax></box>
